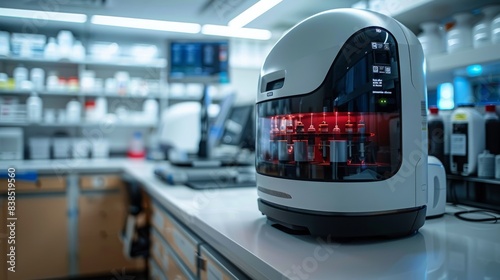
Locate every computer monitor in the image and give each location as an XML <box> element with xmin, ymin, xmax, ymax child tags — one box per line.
<box><xmin>167</xmin><ymin>39</ymin><xmax>230</xmax><ymax>84</ymax></box>
<box><xmin>219</xmin><ymin>104</ymin><xmax>255</xmax><ymax>151</ymax></box>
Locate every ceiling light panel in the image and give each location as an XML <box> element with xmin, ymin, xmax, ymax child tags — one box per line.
<box><xmin>91</xmin><ymin>15</ymin><xmax>201</xmax><ymax>33</ymax></box>
<box><xmin>0</xmin><ymin>7</ymin><xmax>87</xmax><ymax>23</ymax></box>
<box><xmin>202</xmin><ymin>24</ymin><xmax>272</xmax><ymax>40</ymax></box>
<box><xmin>228</xmin><ymin>0</ymin><xmax>283</xmax><ymax>28</ymax></box>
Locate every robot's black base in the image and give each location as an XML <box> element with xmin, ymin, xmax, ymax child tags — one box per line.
<box><xmin>258</xmin><ymin>199</ymin><xmax>426</xmax><ymax>240</ymax></box>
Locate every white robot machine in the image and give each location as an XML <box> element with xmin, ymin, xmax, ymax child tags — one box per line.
<box><xmin>255</xmin><ymin>8</ymin><xmax>429</xmax><ymax>238</ymax></box>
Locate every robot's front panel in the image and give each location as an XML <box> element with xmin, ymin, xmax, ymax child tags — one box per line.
<box><xmin>256</xmin><ymin>27</ymin><xmax>402</xmax><ymax>182</ymax></box>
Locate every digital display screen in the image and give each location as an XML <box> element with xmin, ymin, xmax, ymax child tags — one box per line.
<box><xmin>168</xmin><ymin>40</ymin><xmax>229</xmax><ymax>84</ymax></box>
<box><xmin>373</xmin><ymin>50</ymin><xmax>390</xmax><ymax>65</ymax></box>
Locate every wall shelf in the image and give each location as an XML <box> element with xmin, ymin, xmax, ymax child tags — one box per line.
<box><xmin>0</xmin><ymin>56</ymin><xmax>166</xmax><ymax>69</ymax></box>
<box><xmin>447</xmin><ymin>174</ymin><xmax>500</xmax><ymax>186</ymax></box>
<box><xmin>0</xmin><ymin>121</ymin><xmax>156</xmax><ymax>128</ymax></box>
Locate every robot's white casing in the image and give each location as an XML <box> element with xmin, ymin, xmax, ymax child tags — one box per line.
<box><xmin>256</xmin><ymin>8</ymin><xmax>428</xmax><ymax>238</ymax></box>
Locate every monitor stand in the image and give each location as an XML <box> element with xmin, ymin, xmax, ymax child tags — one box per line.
<box><xmin>197</xmin><ymin>84</ymin><xmax>210</xmax><ymax>159</ymax></box>
<box><xmin>169</xmin><ymin>85</ymin><xmax>251</xmax><ymax>168</ymax></box>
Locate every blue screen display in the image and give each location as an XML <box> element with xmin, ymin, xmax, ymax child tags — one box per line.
<box><xmin>168</xmin><ymin>41</ymin><xmax>229</xmax><ymax>84</ymax></box>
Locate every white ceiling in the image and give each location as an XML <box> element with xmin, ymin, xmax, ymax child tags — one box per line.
<box><xmin>0</xmin><ymin>0</ymin><xmax>360</xmax><ymax>40</ymax></box>
<box><xmin>1</xmin><ymin>0</ymin><xmax>499</xmax><ymax>42</ymax></box>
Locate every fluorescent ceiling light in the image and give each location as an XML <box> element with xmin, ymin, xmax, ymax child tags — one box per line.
<box><xmin>202</xmin><ymin>24</ymin><xmax>272</xmax><ymax>40</ymax></box>
<box><xmin>91</xmin><ymin>15</ymin><xmax>201</xmax><ymax>33</ymax></box>
<box><xmin>0</xmin><ymin>8</ymin><xmax>87</xmax><ymax>23</ymax></box>
<box><xmin>228</xmin><ymin>0</ymin><xmax>283</xmax><ymax>28</ymax></box>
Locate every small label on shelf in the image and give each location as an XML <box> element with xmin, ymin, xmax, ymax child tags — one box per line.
<box><xmin>450</xmin><ymin>134</ymin><xmax>467</xmax><ymax>156</ymax></box>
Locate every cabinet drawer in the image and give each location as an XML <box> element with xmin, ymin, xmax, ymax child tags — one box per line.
<box><xmin>149</xmin><ymin>259</ymin><xmax>168</xmax><ymax>280</ymax></box>
<box><xmin>80</xmin><ymin>174</ymin><xmax>124</xmax><ymax>190</ymax></box>
<box><xmin>200</xmin><ymin>244</ymin><xmax>250</xmax><ymax>280</ymax></box>
<box><xmin>151</xmin><ymin>228</ymin><xmax>195</xmax><ymax>280</ymax></box>
<box><xmin>150</xmin><ymin>230</ymin><xmax>169</xmax><ymax>272</ymax></box>
<box><xmin>167</xmin><ymin>246</ymin><xmax>196</xmax><ymax>280</ymax></box>
<box><xmin>78</xmin><ymin>227</ymin><xmax>143</xmax><ymax>275</ymax></box>
<box><xmin>0</xmin><ymin>175</ymin><xmax>66</xmax><ymax>193</ymax></box>
<box><xmin>0</xmin><ymin>196</ymin><xmax>68</xmax><ymax>280</ymax></box>
<box><xmin>151</xmin><ymin>202</ymin><xmax>201</xmax><ymax>276</ymax></box>
<box><xmin>79</xmin><ymin>193</ymin><xmax>126</xmax><ymax>235</ymax></box>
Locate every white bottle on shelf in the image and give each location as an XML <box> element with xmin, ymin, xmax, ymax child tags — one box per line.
<box><xmin>57</xmin><ymin>30</ymin><xmax>74</xmax><ymax>60</ymax></box>
<box><xmin>0</xmin><ymin>31</ymin><xmax>9</xmax><ymax>56</ymax></box>
<box><xmin>46</xmin><ymin>71</ymin><xmax>59</xmax><ymax>91</ymax></box>
<box><xmin>95</xmin><ymin>96</ymin><xmax>107</xmax><ymax>119</ymax></box>
<box><xmin>26</xmin><ymin>91</ymin><xmax>43</xmax><ymax>123</ymax></box>
<box><xmin>30</xmin><ymin>68</ymin><xmax>45</xmax><ymax>90</ymax></box>
<box><xmin>418</xmin><ymin>22</ymin><xmax>445</xmax><ymax>56</ymax></box>
<box><xmin>446</xmin><ymin>12</ymin><xmax>473</xmax><ymax>53</ymax></box>
<box><xmin>492</xmin><ymin>11</ymin><xmax>500</xmax><ymax>44</ymax></box>
<box><xmin>143</xmin><ymin>98</ymin><xmax>159</xmax><ymax>124</ymax></box>
<box><xmin>478</xmin><ymin>150</ymin><xmax>495</xmax><ymax>178</ymax></box>
<box><xmin>473</xmin><ymin>5</ymin><xmax>500</xmax><ymax>48</ymax></box>
<box><xmin>71</xmin><ymin>40</ymin><xmax>86</xmax><ymax>61</ymax></box>
<box><xmin>66</xmin><ymin>99</ymin><xmax>81</xmax><ymax>123</ymax></box>
<box><xmin>44</xmin><ymin>37</ymin><xmax>59</xmax><ymax>59</ymax></box>
<box><xmin>13</xmin><ymin>65</ymin><xmax>28</xmax><ymax>90</ymax></box>
<box><xmin>450</xmin><ymin>104</ymin><xmax>485</xmax><ymax>176</ymax></box>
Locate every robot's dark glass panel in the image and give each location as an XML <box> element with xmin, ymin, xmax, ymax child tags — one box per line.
<box><xmin>256</xmin><ymin>27</ymin><xmax>402</xmax><ymax>182</ymax></box>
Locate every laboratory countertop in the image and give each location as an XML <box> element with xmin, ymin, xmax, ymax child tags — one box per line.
<box><xmin>2</xmin><ymin>159</ymin><xmax>500</xmax><ymax>279</ymax></box>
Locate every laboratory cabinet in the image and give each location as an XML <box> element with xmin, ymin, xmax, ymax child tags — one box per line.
<box><xmin>151</xmin><ymin>201</ymin><xmax>200</xmax><ymax>278</ymax></box>
<box><xmin>78</xmin><ymin>175</ymin><xmax>144</xmax><ymax>276</ymax></box>
<box><xmin>0</xmin><ymin>175</ymin><xmax>68</xmax><ymax>280</ymax></box>
<box><xmin>199</xmin><ymin>244</ymin><xmax>250</xmax><ymax>280</ymax></box>
<box><xmin>150</xmin><ymin>200</ymin><xmax>250</xmax><ymax>280</ymax></box>
<box><xmin>0</xmin><ymin>173</ymin><xmax>144</xmax><ymax>279</ymax></box>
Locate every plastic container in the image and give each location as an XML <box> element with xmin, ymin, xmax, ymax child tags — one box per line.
<box><xmin>0</xmin><ymin>31</ymin><xmax>9</xmax><ymax>56</ymax></box>
<box><xmin>128</xmin><ymin>131</ymin><xmax>146</xmax><ymax>159</ymax></box>
<box><xmin>72</xmin><ymin>138</ymin><xmax>90</xmax><ymax>159</ymax></box>
<box><xmin>46</xmin><ymin>71</ymin><xmax>59</xmax><ymax>91</ymax></box>
<box><xmin>478</xmin><ymin>150</ymin><xmax>495</xmax><ymax>178</ymax></box>
<box><xmin>71</xmin><ymin>40</ymin><xmax>85</xmax><ymax>60</ymax></box>
<box><xmin>450</xmin><ymin>104</ymin><xmax>485</xmax><ymax>176</ymax></box>
<box><xmin>428</xmin><ymin>106</ymin><xmax>445</xmax><ymax>166</ymax></box>
<box><xmin>85</xmin><ymin>100</ymin><xmax>97</xmax><ymax>122</ymax></box>
<box><xmin>473</xmin><ymin>5</ymin><xmax>500</xmax><ymax>48</ymax></box>
<box><xmin>13</xmin><ymin>65</ymin><xmax>28</xmax><ymax>89</ymax></box>
<box><xmin>52</xmin><ymin>137</ymin><xmax>71</xmax><ymax>159</ymax></box>
<box><xmin>496</xmin><ymin>155</ymin><xmax>500</xmax><ymax>179</ymax></box>
<box><xmin>26</xmin><ymin>92</ymin><xmax>43</xmax><ymax>123</ymax></box>
<box><xmin>492</xmin><ymin>11</ymin><xmax>500</xmax><ymax>44</ymax></box>
<box><xmin>80</xmin><ymin>70</ymin><xmax>95</xmax><ymax>92</ymax></box>
<box><xmin>143</xmin><ymin>98</ymin><xmax>158</xmax><ymax>123</ymax></box>
<box><xmin>440</xmin><ymin>109</ymin><xmax>453</xmax><ymax>173</ymax></box>
<box><xmin>418</xmin><ymin>22</ymin><xmax>445</xmax><ymax>56</ymax></box>
<box><xmin>95</xmin><ymin>96</ymin><xmax>107</xmax><ymax>119</ymax></box>
<box><xmin>115</xmin><ymin>71</ymin><xmax>129</xmax><ymax>95</ymax></box>
<box><xmin>66</xmin><ymin>99</ymin><xmax>81</xmax><ymax>123</ymax></box>
<box><xmin>484</xmin><ymin>104</ymin><xmax>500</xmax><ymax>155</ymax></box>
<box><xmin>57</xmin><ymin>30</ymin><xmax>74</xmax><ymax>59</ymax></box>
<box><xmin>30</xmin><ymin>68</ymin><xmax>45</xmax><ymax>90</ymax></box>
<box><xmin>446</xmin><ymin>12</ymin><xmax>473</xmax><ymax>53</ymax></box>
<box><xmin>92</xmin><ymin>139</ymin><xmax>109</xmax><ymax>158</ymax></box>
<box><xmin>44</xmin><ymin>37</ymin><xmax>59</xmax><ymax>59</ymax></box>
<box><xmin>29</xmin><ymin>137</ymin><xmax>50</xmax><ymax>159</ymax></box>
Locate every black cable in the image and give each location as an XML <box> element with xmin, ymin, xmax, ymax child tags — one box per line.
<box><xmin>453</xmin><ymin>209</ymin><xmax>500</xmax><ymax>223</ymax></box>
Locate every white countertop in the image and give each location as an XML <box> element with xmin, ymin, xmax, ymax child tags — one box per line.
<box><xmin>3</xmin><ymin>159</ymin><xmax>500</xmax><ymax>279</ymax></box>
